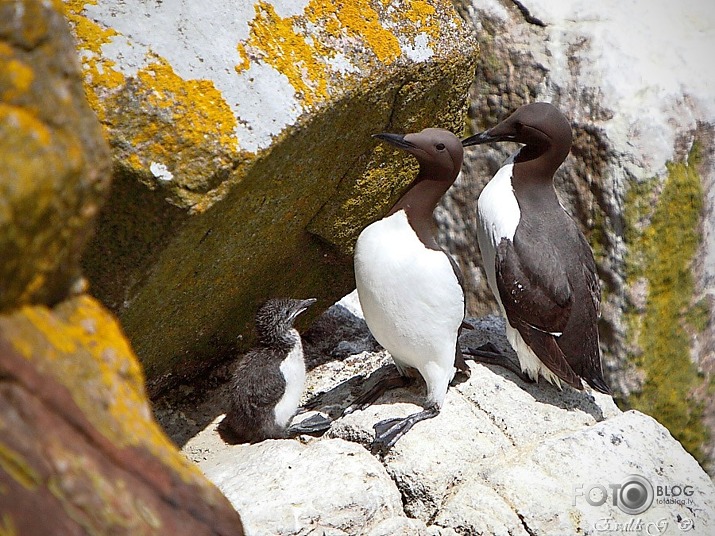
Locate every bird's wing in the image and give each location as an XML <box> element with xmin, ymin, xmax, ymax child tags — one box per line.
<box><xmin>497</xmin><ymin>236</ymin><xmax>571</xmax><ymax>333</ymax></box>
<box><xmin>232</xmin><ymin>350</ymin><xmax>287</xmax><ymax>408</ymax></box>
<box><xmin>495</xmin><ymin>237</ymin><xmax>582</xmax><ymax>388</ymax></box>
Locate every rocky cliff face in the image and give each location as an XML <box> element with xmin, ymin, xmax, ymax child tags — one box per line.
<box><xmin>442</xmin><ymin>0</ymin><xmax>715</xmax><ymax>471</ymax></box>
<box><xmin>161</xmin><ymin>298</ymin><xmax>715</xmax><ymax>535</ymax></box>
<box><xmin>65</xmin><ymin>0</ymin><xmax>478</xmax><ymax>394</ymax></box>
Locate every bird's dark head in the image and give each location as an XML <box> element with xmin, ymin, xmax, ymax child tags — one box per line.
<box><xmin>461</xmin><ymin>102</ymin><xmax>572</xmax><ymax>162</ymax></box>
<box><xmin>255</xmin><ymin>298</ymin><xmax>316</xmax><ymax>346</ymax></box>
<box><xmin>373</xmin><ymin>128</ymin><xmax>463</xmax><ymax>182</ymax></box>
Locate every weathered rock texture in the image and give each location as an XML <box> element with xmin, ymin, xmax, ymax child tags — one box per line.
<box><xmin>1</xmin><ymin>1</ymin><xmax>243</xmax><ymax>532</ymax></box>
<box><xmin>164</xmin><ymin>299</ymin><xmax>715</xmax><ymax>535</ymax></box>
<box><xmin>65</xmin><ymin>0</ymin><xmax>478</xmax><ymax>393</ymax></box>
<box><xmin>443</xmin><ymin>0</ymin><xmax>715</xmax><ymax>470</ymax></box>
<box><xmin>0</xmin><ymin>296</ymin><xmax>243</xmax><ymax>535</ymax></box>
<box><xmin>0</xmin><ymin>0</ymin><xmax>110</xmax><ymax>310</ymax></box>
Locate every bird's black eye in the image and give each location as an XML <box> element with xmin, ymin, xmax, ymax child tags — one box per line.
<box><xmin>435</xmin><ymin>143</ymin><xmax>446</xmax><ymax>151</ymax></box>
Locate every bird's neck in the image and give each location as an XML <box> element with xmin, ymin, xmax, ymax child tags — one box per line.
<box><xmin>259</xmin><ymin>328</ymin><xmax>299</xmax><ymax>351</ymax></box>
<box><xmin>516</xmin><ymin>142</ymin><xmax>568</xmax><ymax>181</ymax></box>
<box><xmin>510</xmin><ymin>144</ymin><xmax>568</xmax><ymax>208</ymax></box>
<box><xmin>387</xmin><ymin>168</ymin><xmax>452</xmax><ymax>250</ymax></box>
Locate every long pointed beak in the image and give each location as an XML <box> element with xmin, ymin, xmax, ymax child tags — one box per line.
<box><xmin>373</xmin><ymin>132</ymin><xmax>418</xmax><ymax>151</ymax></box>
<box><xmin>461</xmin><ymin>130</ymin><xmax>517</xmax><ymax>147</ymax></box>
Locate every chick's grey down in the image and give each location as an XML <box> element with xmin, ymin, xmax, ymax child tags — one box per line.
<box><xmin>223</xmin><ymin>297</ymin><xmax>316</xmax><ymax>443</ymax></box>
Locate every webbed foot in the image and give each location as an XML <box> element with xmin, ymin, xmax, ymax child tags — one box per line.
<box><xmin>370</xmin><ymin>406</ymin><xmax>440</xmax><ymax>453</ymax></box>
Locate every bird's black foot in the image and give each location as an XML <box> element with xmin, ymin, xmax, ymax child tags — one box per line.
<box><xmin>462</xmin><ymin>343</ymin><xmax>535</xmax><ymax>384</ymax></box>
<box><xmin>286</xmin><ymin>413</ymin><xmax>333</xmax><ymax>436</ymax></box>
<box><xmin>343</xmin><ymin>366</ymin><xmax>412</xmax><ymax>416</ymax></box>
<box><xmin>370</xmin><ymin>406</ymin><xmax>440</xmax><ymax>453</ymax></box>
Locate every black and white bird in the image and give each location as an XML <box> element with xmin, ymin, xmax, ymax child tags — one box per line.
<box><xmin>352</xmin><ymin>128</ymin><xmax>469</xmax><ymax>450</ymax></box>
<box><xmin>222</xmin><ymin>297</ymin><xmax>329</xmax><ymax>443</ymax></box>
<box><xmin>462</xmin><ymin>102</ymin><xmax>610</xmax><ymax>394</ymax></box>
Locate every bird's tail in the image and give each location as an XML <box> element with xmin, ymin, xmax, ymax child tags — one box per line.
<box><xmin>586</xmin><ymin>374</ymin><xmax>611</xmax><ymax>395</ymax></box>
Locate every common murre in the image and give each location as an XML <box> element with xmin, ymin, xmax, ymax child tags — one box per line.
<box><xmin>462</xmin><ymin>102</ymin><xmax>610</xmax><ymax>394</ymax></box>
<box><xmin>351</xmin><ymin>128</ymin><xmax>470</xmax><ymax>450</ymax></box>
<box><xmin>222</xmin><ymin>297</ymin><xmax>330</xmax><ymax>443</ymax></box>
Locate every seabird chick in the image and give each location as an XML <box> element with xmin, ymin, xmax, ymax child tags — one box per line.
<box><xmin>462</xmin><ymin>102</ymin><xmax>610</xmax><ymax>394</ymax></box>
<box><xmin>222</xmin><ymin>297</ymin><xmax>330</xmax><ymax>443</ymax></box>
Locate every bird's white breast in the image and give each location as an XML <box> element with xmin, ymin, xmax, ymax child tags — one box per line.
<box><xmin>273</xmin><ymin>331</ymin><xmax>306</xmax><ymax>428</ymax></box>
<box><xmin>476</xmin><ymin>157</ymin><xmax>521</xmax><ymax>304</ymax></box>
<box><xmin>354</xmin><ymin>210</ymin><xmax>463</xmax><ymax>398</ymax></box>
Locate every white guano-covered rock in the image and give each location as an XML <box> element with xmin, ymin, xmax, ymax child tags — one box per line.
<box><xmin>171</xmin><ymin>301</ymin><xmax>715</xmax><ymax>535</ymax></box>
<box><xmin>201</xmin><ymin>435</ymin><xmax>403</xmax><ymax>535</ymax></box>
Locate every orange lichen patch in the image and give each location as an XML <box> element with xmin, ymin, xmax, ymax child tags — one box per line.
<box><xmin>402</xmin><ymin>0</ymin><xmax>442</xmax><ymax>43</ymax></box>
<box><xmin>20</xmin><ymin>306</ymin><xmax>80</xmax><ymax>356</ymax></box>
<box><xmin>63</xmin><ymin>0</ymin><xmax>124</xmax><ymax>121</ymax></box>
<box><xmin>64</xmin><ymin>1</ymin><xmax>238</xmax><ymax>171</ymax></box>
<box><xmin>235</xmin><ymin>45</ymin><xmax>251</xmax><ymax>73</ymax></box>
<box><xmin>236</xmin><ymin>0</ymin><xmax>406</xmax><ymax>107</ymax></box>
<box><xmin>133</xmin><ymin>56</ymin><xmax>237</xmax><ymax>158</ymax></box>
<box><xmin>0</xmin><ymin>104</ymin><xmax>52</xmax><ymax>147</ymax></box>
<box><xmin>0</xmin><ymin>296</ymin><xmax>204</xmax><ymax>484</ymax></box>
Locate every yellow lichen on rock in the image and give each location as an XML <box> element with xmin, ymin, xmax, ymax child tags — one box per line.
<box><xmin>0</xmin><ymin>44</ymin><xmax>34</xmax><ymax>102</ymax></box>
<box><xmin>307</xmin><ymin>0</ymin><xmax>402</xmax><ymax>64</ymax></box>
<box><xmin>234</xmin><ymin>0</ymin><xmax>452</xmax><ymax>114</ymax></box>
<box><xmin>2</xmin><ymin>296</ymin><xmax>203</xmax><ymax>484</ymax></box>
<box><xmin>62</xmin><ymin>0</ymin><xmax>124</xmax><ymax>120</ymax></box>
<box><xmin>401</xmin><ymin>0</ymin><xmax>443</xmax><ymax>43</ymax></box>
<box><xmin>237</xmin><ymin>2</ymin><xmax>331</xmax><ymax>106</ymax></box>
<box><xmin>134</xmin><ymin>55</ymin><xmax>238</xmax><ymax>164</ymax></box>
<box><xmin>64</xmin><ymin>0</ymin><xmax>239</xmax><ymax>203</ymax></box>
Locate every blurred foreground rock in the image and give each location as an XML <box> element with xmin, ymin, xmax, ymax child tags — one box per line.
<box><xmin>0</xmin><ymin>296</ymin><xmax>243</xmax><ymax>535</ymax></box>
<box><xmin>0</xmin><ymin>0</ymin><xmax>110</xmax><ymax>310</ymax></box>
<box><xmin>1</xmin><ymin>1</ymin><xmax>243</xmax><ymax>532</ymax></box>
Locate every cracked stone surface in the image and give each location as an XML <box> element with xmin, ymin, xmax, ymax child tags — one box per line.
<box><xmin>157</xmin><ymin>297</ymin><xmax>715</xmax><ymax>535</ymax></box>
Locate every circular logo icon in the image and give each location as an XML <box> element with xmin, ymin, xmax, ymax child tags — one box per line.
<box><xmin>618</xmin><ymin>475</ymin><xmax>654</xmax><ymax>514</ymax></box>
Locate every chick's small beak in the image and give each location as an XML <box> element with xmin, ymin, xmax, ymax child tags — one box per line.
<box><xmin>293</xmin><ymin>298</ymin><xmax>317</xmax><ymax>318</ymax></box>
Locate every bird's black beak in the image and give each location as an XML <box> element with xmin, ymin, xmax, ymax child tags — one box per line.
<box><xmin>291</xmin><ymin>298</ymin><xmax>317</xmax><ymax>319</ymax></box>
<box><xmin>461</xmin><ymin>129</ymin><xmax>517</xmax><ymax>147</ymax></box>
<box><xmin>373</xmin><ymin>132</ymin><xmax>418</xmax><ymax>151</ymax></box>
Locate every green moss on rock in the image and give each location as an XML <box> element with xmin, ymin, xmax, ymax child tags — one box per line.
<box><xmin>624</xmin><ymin>143</ymin><xmax>709</xmax><ymax>463</ymax></box>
